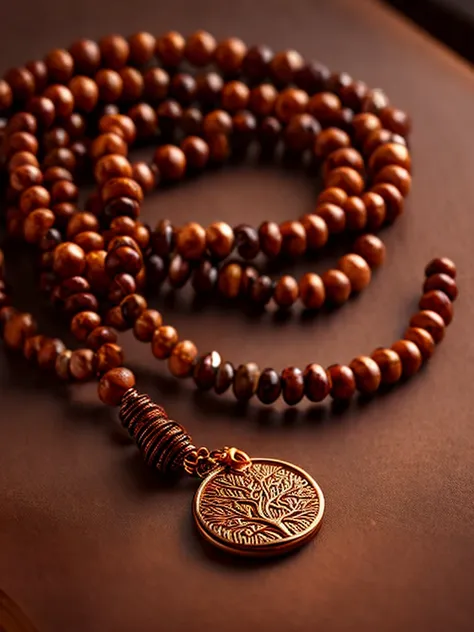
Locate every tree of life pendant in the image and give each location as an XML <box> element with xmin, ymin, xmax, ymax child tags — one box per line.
<box><xmin>192</xmin><ymin>456</ymin><xmax>324</xmax><ymax>557</ymax></box>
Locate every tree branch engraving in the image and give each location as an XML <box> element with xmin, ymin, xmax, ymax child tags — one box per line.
<box><xmin>198</xmin><ymin>462</ymin><xmax>320</xmax><ymax>545</ymax></box>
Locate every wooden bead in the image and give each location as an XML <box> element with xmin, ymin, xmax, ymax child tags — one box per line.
<box><xmin>168</xmin><ymin>254</ymin><xmax>192</xmax><ymax>288</ymax></box>
<box><xmin>37</xmin><ymin>338</ymin><xmax>66</xmax><ymax>370</ymax></box>
<box><xmin>53</xmin><ymin>242</ymin><xmax>86</xmax><ymax>278</ymax></box>
<box><xmin>193</xmin><ymin>351</ymin><xmax>221</xmax><ymax>390</ymax></box>
<box><xmin>55</xmin><ymin>350</ymin><xmax>72</xmax><ymax>380</ymax></box>
<box><xmin>257</xmin><ymin>368</ymin><xmax>282</xmax><ymax>404</ymax></box>
<box><xmin>120</xmin><ymin>293</ymin><xmax>147</xmax><ymax>324</ymax></box>
<box><xmin>19</xmin><ymin>185</ymin><xmax>50</xmax><ymax>214</ymax></box>
<box><xmin>249</xmin><ymin>84</ymin><xmax>277</xmax><ymax>116</ymax></box>
<box><xmin>361</xmin><ymin>191</ymin><xmax>386</xmax><ymax>230</ymax></box>
<box><xmin>371</xmin><ymin>348</ymin><xmax>402</xmax><ymax>384</ymax></box>
<box><xmin>324</xmin><ymin>147</ymin><xmax>364</xmax><ymax>175</ymax></box>
<box><xmin>270</xmin><ymin>50</ymin><xmax>303</xmax><ymax>84</ymax></box>
<box><xmin>300</xmin><ymin>214</ymin><xmax>329</xmax><ymax>250</ymax></box>
<box><xmin>184</xmin><ymin>30</ymin><xmax>216</xmax><ymax>66</ymax></box>
<box><xmin>364</xmin><ymin>129</ymin><xmax>406</xmax><ymax>157</ymax></box>
<box><xmin>101</xmin><ymin>177</ymin><xmax>143</xmax><ymax>205</ymax></box>
<box><xmin>249</xmin><ymin>275</ymin><xmax>274</xmax><ymax>307</ymax></box>
<box><xmin>71</xmin><ymin>311</ymin><xmax>101</xmax><ymax>341</ymax></box>
<box><xmin>234</xmin><ymin>224</ymin><xmax>260</xmax><ymax>260</ymax></box>
<box><xmin>96</xmin><ymin>343</ymin><xmax>123</xmax><ymax>374</ymax></box>
<box><xmin>3</xmin><ymin>313</ymin><xmax>37</xmax><ymax>350</ymax></box>
<box><xmin>86</xmin><ymin>326</ymin><xmax>117</xmax><ymax>351</ymax></box>
<box><xmin>68</xmin><ymin>76</ymin><xmax>99</xmax><ymax>112</ymax></box>
<box><xmin>327</xmin><ymin>364</ymin><xmax>356</xmax><ymax>399</ymax></box>
<box><xmin>218</xmin><ymin>263</ymin><xmax>242</xmax><ymax>299</ymax></box>
<box><xmin>316</xmin><ymin>203</ymin><xmax>346</xmax><ymax>234</ymax></box>
<box><xmin>133</xmin><ymin>309</ymin><xmax>162</xmax><ymax>342</ymax></box>
<box><xmin>281</xmin><ymin>366</ymin><xmax>304</xmax><ymax>405</ymax></box>
<box><xmin>349</xmin><ymin>356</ymin><xmax>381</xmax><ymax>394</ymax></box>
<box><xmin>391</xmin><ymin>340</ymin><xmax>422</xmax><ymax>377</ymax></box>
<box><xmin>403</xmin><ymin>327</ymin><xmax>435</xmax><ymax>360</ymax></box>
<box><xmin>176</xmin><ymin>222</ymin><xmax>206</xmax><ymax>260</ymax></box>
<box><xmin>274</xmin><ymin>275</ymin><xmax>299</xmax><ymax>308</ymax></box>
<box><xmin>143</xmin><ymin>67</ymin><xmax>169</xmax><ymax>102</ymax></box>
<box><xmin>152</xmin><ymin>325</ymin><xmax>178</xmax><ymax>359</ymax></box>
<box><xmin>369</xmin><ymin>142</ymin><xmax>411</xmax><ymax>174</ymax></box>
<box><xmin>90</xmin><ymin>133</ymin><xmax>127</xmax><ymax>161</ymax></box>
<box><xmin>23</xmin><ymin>209</ymin><xmax>55</xmax><ymax>244</ymax></box>
<box><xmin>203</xmin><ymin>109</ymin><xmax>232</xmax><ymax>136</ymax></box>
<box><xmin>128</xmin><ymin>32</ymin><xmax>156</xmax><ymax>65</ymax></box>
<box><xmin>325</xmin><ymin>167</ymin><xmax>364</xmax><ymax>196</ymax></box>
<box><xmin>10</xmin><ymin>164</ymin><xmax>43</xmax><ymax>192</ymax></box>
<box><xmin>206</xmin><ymin>222</ymin><xmax>234</xmax><ymax>259</ymax></box>
<box><xmin>98</xmin><ymin>367</ymin><xmax>135</xmax><ymax>406</ymax></box>
<box><xmin>299</xmin><ymin>273</ymin><xmax>325</xmax><ymax>310</ymax></box>
<box><xmin>105</xmin><ymin>246</ymin><xmax>142</xmax><ymax>278</ymax></box>
<box><xmin>374</xmin><ymin>165</ymin><xmax>411</xmax><ymax>196</ymax></box>
<box><xmin>242</xmin><ymin>45</ymin><xmax>273</xmax><ymax>80</ymax></box>
<box><xmin>120</xmin><ymin>67</ymin><xmax>144</xmax><ymax>102</ymax></box>
<box><xmin>425</xmin><ymin>257</ymin><xmax>456</xmax><ymax>279</ymax></box>
<box><xmin>155</xmin><ymin>31</ymin><xmax>185</xmax><ymax>66</ymax></box>
<box><xmin>95</xmin><ymin>69</ymin><xmax>123</xmax><ymax>102</ymax></box>
<box><xmin>221</xmin><ymin>80</ymin><xmax>249</xmax><ymax>111</ymax></box>
<box><xmin>233</xmin><ymin>362</ymin><xmax>260</xmax><ymax>401</ymax></box>
<box><xmin>419</xmin><ymin>290</ymin><xmax>453</xmax><ymax>325</ymax></box>
<box><xmin>409</xmin><ymin>310</ymin><xmax>445</xmax><ymax>344</ymax></box>
<box><xmin>284</xmin><ymin>113</ymin><xmax>320</xmax><ymax>152</ymax></box>
<box><xmin>4</xmin><ymin>67</ymin><xmax>35</xmax><ymax>101</ymax></box>
<box><xmin>24</xmin><ymin>334</ymin><xmax>46</xmax><ymax>361</ymax></box>
<box><xmin>274</xmin><ymin>88</ymin><xmax>308</xmax><ymax>123</ymax></box>
<box><xmin>168</xmin><ymin>340</ymin><xmax>198</xmax><ymax>378</ymax></box>
<box><xmin>303</xmin><ymin>364</ymin><xmax>330</xmax><ymax>402</ymax></box>
<box><xmin>99</xmin><ymin>35</ymin><xmax>129</xmax><ymax>69</ymax></box>
<box><xmin>69</xmin><ymin>348</ymin><xmax>96</xmax><ymax>381</ymax></box>
<box><xmin>423</xmin><ymin>273</ymin><xmax>458</xmax><ymax>301</ymax></box>
<box><xmin>181</xmin><ymin>136</ymin><xmax>209</xmax><ymax>170</ymax></box>
<box><xmin>128</xmin><ymin>103</ymin><xmax>158</xmax><ymax>138</ymax></box>
<box><xmin>314</xmin><ymin>128</ymin><xmax>350</xmax><ymax>159</ymax></box>
<box><xmin>342</xmin><ymin>196</ymin><xmax>367</xmax><ymax>231</ymax></box>
<box><xmin>154</xmin><ymin>145</ymin><xmax>186</xmax><ymax>180</ymax></box>
<box><xmin>370</xmin><ymin>183</ymin><xmax>404</xmax><ymax>223</ymax></box>
<box><xmin>321</xmin><ymin>269</ymin><xmax>351</xmax><ymax>305</ymax></box>
<box><xmin>337</xmin><ymin>253</ymin><xmax>371</xmax><ymax>292</ymax></box>
<box><xmin>215</xmin><ymin>37</ymin><xmax>247</xmax><ymax>74</ymax></box>
<box><xmin>132</xmin><ymin>162</ymin><xmax>157</xmax><ymax>193</ymax></box>
<box><xmin>0</xmin><ymin>79</ymin><xmax>13</xmax><ymax>111</ymax></box>
<box><xmin>379</xmin><ymin>107</ymin><xmax>411</xmax><ymax>136</ymax></box>
<box><xmin>307</xmin><ymin>92</ymin><xmax>341</xmax><ymax>124</ymax></box>
<box><xmin>258</xmin><ymin>221</ymin><xmax>282</xmax><ymax>258</ymax></box>
<box><xmin>353</xmin><ymin>234</ymin><xmax>385</xmax><ymax>268</ymax></box>
<box><xmin>214</xmin><ymin>361</ymin><xmax>235</xmax><ymax>394</ymax></box>
<box><xmin>280</xmin><ymin>220</ymin><xmax>307</xmax><ymax>257</ymax></box>
<box><xmin>69</xmin><ymin>39</ymin><xmax>101</xmax><ymax>75</ymax></box>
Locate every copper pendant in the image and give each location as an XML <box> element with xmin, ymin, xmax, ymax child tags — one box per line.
<box><xmin>192</xmin><ymin>455</ymin><xmax>324</xmax><ymax>557</ymax></box>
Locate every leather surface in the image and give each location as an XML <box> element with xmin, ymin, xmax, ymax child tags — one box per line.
<box><xmin>1</xmin><ymin>1</ymin><xmax>474</xmax><ymax>630</ymax></box>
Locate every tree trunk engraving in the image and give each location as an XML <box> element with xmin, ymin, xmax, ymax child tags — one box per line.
<box><xmin>197</xmin><ymin>462</ymin><xmax>321</xmax><ymax>546</ymax></box>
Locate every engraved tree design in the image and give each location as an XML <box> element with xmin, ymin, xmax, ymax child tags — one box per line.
<box><xmin>198</xmin><ymin>462</ymin><xmax>320</xmax><ymax>545</ymax></box>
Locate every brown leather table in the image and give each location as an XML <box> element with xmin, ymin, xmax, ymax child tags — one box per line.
<box><xmin>1</xmin><ymin>0</ymin><xmax>474</xmax><ymax>630</ymax></box>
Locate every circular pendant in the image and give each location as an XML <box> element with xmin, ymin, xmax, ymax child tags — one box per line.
<box><xmin>193</xmin><ymin>457</ymin><xmax>324</xmax><ymax>557</ymax></box>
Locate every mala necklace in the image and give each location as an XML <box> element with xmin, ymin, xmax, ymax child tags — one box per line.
<box><xmin>0</xmin><ymin>31</ymin><xmax>459</xmax><ymax>557</ymax></box>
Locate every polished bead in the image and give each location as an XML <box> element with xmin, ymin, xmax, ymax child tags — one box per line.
<box><xmin>409</xmin><ymin>310</ymin><xmax>445</xmax><ymax>344</ymax></box>
<box><xmin>249</xmin><ymin>275</ymin><xmax>274</xmax><ymax>307</ymax></box>
<box><xmin>23</xmin><ymin>209</ymin><xmax>55</xmax><ymax>244</ymax></box>
<box><xmin>249</xmin><ymin>84</ymin><xmax>277</xmax><ymax>116</ymax></box>
<box><xmin>295</xmin><ymin>60</ymin><xmax>330</xmax><ymax>93</ymax></box>
<box><xmin>280</xmin><ymin>220</ymin><xmax>307</xmax><ymax>257</ymax></box>
<box><xmin>423</xmin><ymin>273</ymin><xmax>458</xmax><ymax>301</ymax></box>
<box><xmin>71</xmin><ymin>311</ymin><xmax>101</xmax><ymax>342</ymax></box>
<box><xmin>391</xmin><ymin>340</ymin><xmax>422</xmax><ymax>377</ymax></box>
<box><xmin>327</xmin><ymin>364</ymin><xmax>356</xmax><ymax>399</ymax></box>
<box><xmin>218</xmin><ymin>263</ymin><xmax>242</xmax><ymax>299</ymax></box>
<box><xmin>234</xmin><ymin>224</ymin><xmax>260</xmax><ymax>260</ymax></box>
<box><xmin>284</xmin><ymin>114</ymin><xmax>320</xmax><ymax>152</ymax></box>
<box><xmin>152</xmin><ymin>325</ymin><xmax>178</xmax><ymax>359</ymax></box>
<box><xmin>193</xmin><ymin>351</ymin><xmax>221</xmax><ymax>390</ymax></box>
<box><xmin>120</xmin><ymin>293</ymin><xmax>147</xmax><ymax>324</ymax></box>
<box><xmin>349</xmin><ymin>356</ymin><xmax>381</xmax><ymax>394</ymax></box>
<box><xmin>424</xmin><ymin>257</ymin><xmax>456</xmax><ymax>279</ymax></box>
<box><xmin>314</xmin><ymin>128</ymin><xmax>350</xmax><ymax>159</ymax></box>
<box><xmin>371</xmin><ymin>348</ymin><xmax>402</xmax><ymax>384</ymax></box>
<box><xmin>214</xmin><ymin>361</ymin><xmax>235</xmax><ymax>394</ymax></box>
<box><xmin>53</xmin><ymin>242</ymin><xmax>86</xmax><ymax>278</ymax></box>
<box><xmin>281</xmin><ymin>366</ymin><xmax>304</xmax><ymax>405</ymax></box>
<box><xmin>185</xmin><ymin>30</ymin><xmax>216</xmax><ymax>66</ymax></box>
<box><xmin>370</xmin><ymin>183</ymin><xmax>404</xmax><ymax>223</ymax></box>
<box><xmin>379</xmin><ymin>107</ymin><xmax>411</xmax><ymax>136</ymax></box>
<box><xmin>325</xmin><ymin>167</ymin><xmax>364</xmax><ymax>196</ymax></box>
<box><xmin>169</xmin><ymin>340</ymin><xmax>198</xmax><ymax>378</ymax></box>
<box><xmin>98</xmin><ymin>367</ymin><xmax>135</xmax><ymax>406</ymax></box>
<box><xmin>403</xmin><ymin>327</ymin><xmax>435</xmax><ymax>360</ymax></box>
<box><xmin>321</xmin><ymin>269</ymin><xmax>351</xmax><ymax>305</ymax></box>
<box><xmin>316</xmin><ymin>203</ymin><xmax>346</xmax><ymax>234</ymax></box>
<box><xmin>353</xmin><ymin>234</ymin><xmax>385</xmax><ymax>268</ymax></box>
<box><xmin>299</xmin><ymin>273</ymin><xmax>325</xmax><ymax>310</ymax></box>
<box><xmin>192</xmin><ymin>260</ymin><xmax>218</xmax><ymax>294</ymax></box>
<box><xmin>176</xmin><ymin>222</ymin><xmax>206</xmax><ymax>260</ymax></box>
<box><xmin>55</xmin><ymin>349</ymin><xmax>72</xmax><ymax>380</ymax></box>
<box><xmin>19</xmin><ymin>185</ymin><xmax>50</xmax><ymax>214</ymax></box>
<box><xmin>342</xmin><ymin>196</ymin><xmax>367</xmax><ymax>231</ymax></box>
<box><xmin>304</xmin><ymin>364</ymin><xmax>330</xmax><ymax>402</ymax></box>
<box><xmin>181</xmin><ymin>136</ymin><xmax>209</xmax><ymax>170</ymax></box>
<box><xmin>374</xmin><ymin>165</ymin><xmax>411</xmax><ymax>197</ymax></box>
<box><xmin>202</xmin><ymin>109</ymin><xmax>232</xmax><ymax>136</ymax></box>
<box><xmin>24</xmin><ymin>334</ymin><xmax>46</xmax><ymax>361</ymax></box>
<box><xmin>128</xmin><ymin>32</ymin><xmax>156</xmax><ymax>65</ymax></box>
<box><xmin>257</xmin><ymin>368</ymin><xmax>282</xmax><ymax>404</ymax></box>
<box><xmin>270</xmin><ymin>50</ymin><xmax>304</xmax><ymax>85</ymax></box>
<box><xmin>337</xmin><ymin>253</ymin><xmax>371</xmax><ymax>292</ymax></box>
<box><xmin>307</xmin><ymin>92</ymin><xmax>341</xmax><ymax>125</ymax></box>
<box><xmin>419</xmin><ymin>290</ymin><xmax>453</xmax><ymax>325</ymax></box>
<box><xmin>153</xmin><ymin>145</ymin><xmax>186</xmax><ymax>180</ymax></box>
<box><xmin>133</xmin><ymin>309</ymin><xmax>162</xmax><ymax>342</ymax></box>
<box><xmin>221</xmin><ymin>80</ymin><xmax>250</xmax><ymax>111</ymax></box>
<box><xmin>37</xmin><ymin>338</ymin><xmax>66</xmax><ymax>370</ymax></box>
<box><xmin>206</xmin><ymin>221</ymin><xmax>234</xmax><ymax>259</ymax></box>
<box><xmin>168</xmin><ymin>254</ymin><xmax>192</xmax><ymax>288</ymax></box>
<box><xmin>258</xmin><ymin>221</ymin><xmax>282</xmax><ymax>258</ymax></box>
<box><xmin>275</xmin><ymin>88</ymin><xmax>308</xmax><ymax>123</ymax></box>
<box><xmin>69</xmin><ymin>348</ymin><xmax>96</xmax><ymax>381</ymax></box>
<box><xmin>233</xmin><ymin>362</ymin><xmax>260</xmax><ymax>401</ymax></box>
<box><xmin>369</xmin><ymin>142</ymin><xmax>411</xmax><ymax>174</ymax></box>
<box><xmin>274</xmin><ymin>275</ymin><xmax>299</xmax><ymax>308</ymax></box>
<box><xmin>196</xmin><ymin>72</ymin><xmax>223</xmax><ymax>105</ymax></box>
<box><xmin>86</xmin><ymin>326</ymin><xmax>118</xmax><ymax>351</ymax></box>
<box><xmin>215</xmin><ymin>38</ymin><xmax>247</xmax><ymax>74</ymax></box>
<box><xmin>242</xmin><ymin>45</ymin><xmax>273</xmax><ymax>80</ymax></box>
<box><xmin>361</xmin><ymin>191</ymin><xmax>386</xmax><ymax>230</ymax></box>
<box><xmin>300</xmin><ymin>214</ymin><xmax>328</xmax><ymax>250</ymax></box>
<box><xmin>3</xmin><ymin>313</ymin><xmax>37</xmax><ymax>350</ymax></box>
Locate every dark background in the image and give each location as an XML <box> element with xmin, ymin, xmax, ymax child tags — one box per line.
<box><xmin>1</xmin><ymin>0</ymin><xmax>474</xmax><ymax>630</ymax></box>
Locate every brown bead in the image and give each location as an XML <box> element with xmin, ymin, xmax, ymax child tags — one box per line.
<box><xmin>86</xmin><ymin>326</ymin><xmax>118</xmax><ymax>351</ymax></box>
<box><xmin>349</xmin><ymin>356</ymin><xmax>381</xmax><ymax>394</ymax></box>
<box><xmin>0</xmin><ymin>79</ymin><xmax>13</xmax><ymax>111</ymax></box>
<box><xmin>270</xmin><ymin>50</ymin><xmax>304</xmax><ymax>85</ymax></box>
<box><xmin>24</xmin><ymin>334</ymin><xmax>46</xmax><ymax>361</ymax></box>
<box><xmin>379</xmin><ymin>107</ymin><xmax>411</xmax><ymax>137</ymax></box>
<box><xmin>3</xmin><ymin>313</ymin><xmax>37</xmax><ymax>350</ymax></box>
<box><xmin>327</xmin><ymin>364</ymin><xmax>356</xmax><ymax>400</ymax></box>
<box><xmin>128</xmin><ymin>32</ymin><xmax>156</xmax><ymax>65</ymax></box>
<box><xmin>419</xmin><ymin>290</ymin><xmax>453</xmax><ymax>325</ymax></box>
<box><xmin>424</xmin><ymin>257</ymin><xmax>456</xmax><ymax>279</ymax></box>
<box><xmin>183</xmin><ymin>30</ymin><xmax>215</xmax><ymax>66</ymax></box>
<box><xmin>152</xmin><ymin>325</ymin><xmax>178</xmax><ymax>359</ymax></box>
<box><xmin>423</xmin><ymin>272</ymin><xmax>458</xmax><ymax>301</ymax></box>
<box><xmin>68</xmin><ymin>76</ymin><xmax>99</xmax><ymax>112</ymax></box>
<box><xmin>53</xmin><ymin>242</ymin><xmax>86</xmax><ymax>278</ymax></box>
<box><xmin>0</xmin><ymin>307</ymin><xmax>17</xmax><ymax>334</ymax></box>
<box><xmin>325</xmin><ymin>167</ymin><xmax>364</xmax><ymax>196</ymax></box>
<box><xmin>233</xmin><ymin>224</ymin><xmax>259</xmax><ymax>260</ymax></box>
<box><xmin>180</xmin><ymin>136</ymin><xmax>209</xmax><ymax>171</ymax></box>
<box><xmin>233</xmin><ymin>362</ymin><xmax>260</xmax><ymax>401</ymax></box>
<box><xmin>324</xmin><ymin>148</ymin><xmax>364</xmax><ymax>176</ymax></box>
<box><xmin>369</xmin><ymin>142</ymin><xmax>411</xmax><ymax>175</ymax></box>
<box><xmin>96</xmin><ymin>343</ymin><xmax>123</xmax><ymax>375</ymax></box>
<box><xmin>256</xmin><ymin>368</ymin><xmax>281</xmax><ymax>404</ymax></box>
<box><xmin>95</xmin><ymin>69</ymin><xmax>123</xmax><ymax>102</ymax></box>
<box><xmin>69</xmin><ymin>39</ymin><xmax>101</xmax><ymax>75</ymax></box>
<box><xmin>274</xmin><ymin>88</ymin><xmax>308</xmax><ymax>123</ymax></box>
<box><xmin>193</xmin><ymin>351</ymin><xmax>221</xmax><ymax>390</ymax></box>
<box><xmin>104</xmin><ymin>305</ymin><xmax>127</xmax><ymax>331</ymax></box>
<box><xmin>353</xmin><ymin>234</ymin><xmax>385</xmax><ymax>268</ymax></box>
<box><xmin>403</xmin><ymin>327</ymin><xmax>435</xmax><ymax>360</ymax></box>
<box><xmin>98</xmin><ymin>367</ymin><xmax>135</xmax><ymax>406</ymax></box>
<box><xmin>299</xmin><ymin>273</ymin><xmax>325</xmax><ymax>310</ymax></box>
<box><xmin>205</xmin><ymin>222</ymin><xmax>234</xmax><ymax>259</ymax></box>
<box><xmin>316</xmin><ymin>203</ymin><xmax>346</xmax><ymax>234</ymax></box>
<box><xmin>321</xmin><ymin>269</ymin><xmax>351</xmax><ymax>305</ymax></box>
<box><xmin>217</xmin><ymin>263</ymin><xmax>242</xmax><ymax>299</ymax></box>
<box><xmin>71</xmin><ymin>310</ymin><xmax>101</xmax><ymax>341</ymax></box>
<box><xmin>364</xmin><ymin>129</ymin><xmax>406</xmax><ymax>157</ymax></box>
<box><xmin>249</xmin><ymin>275</ymin><xmax>274</xmax><ymax>307</ymax></box>
<box><xmin>105</xmin><ymin>246</ymin><xmax>142</xmax><ymax>278</ymax></box>
<box><xmin>300</xmin><ymin>214</ymin><xmax>329</xmax><ymax>250</ymax></box>
<box><xmin>155</xmin><ymin>31</ymin><xmax>185</xmax><ymax>67</ymax></box>
<box><xmin>284</xmin><ymin>113</ymin><xmax>320</xmax><ymax>152</ymax></box>
<box><xmin>167</xmin><ymin>254</ymin><xmax>191</xmax><ymax>289</ymax></box>
<box><xmin>242</xmin><ymin>45</ymin><xmax>273</xmax><ymax>80</ymax></box>
<box><xmin>258</xmin><ymin>116</ymin><xmax>282</xmax><ymax>150</ymax></box>
<box><xmin>64</xmin><ymin>292</ymin><xmax>99</xmax><ymax>316</ymax></box>
<box><xmin>209</xmin><ymin>133</ymin><xmax>231</xmax><ymax>162</ymax></box>
<box><xmin>202</xmin><ymin>109</ymin><xmax>232</xmax><ymax>136</ymax></box>
<box><xmin>221</xmin><ymin>80</ymin><xmax>249</xmax><ymax>111</ymax></box>
<box><xmin>119</xmin><ymin>67</ymin><xmax>144</xmax><ymax>102</ymax></box>
<box><xmin>195</xmin><ymin>72</ymin><xmax>223</xmax><ymax>106</ymax></box>
<box><xmin>37</xmin><ymin>338</ymin><xmax>66</xmax><ymax>370</ymax></box>
<box><xmin>143</xmin><ymin>67</ymin><xmax>169</xmax><ymax>102</ymax></box>
<box><xmin>153</xmin><ymin>145</ymin><xmax>186</xmax><ymax>180</ymax></box>
<box><xmin>83</xmin><ymin>250</ymin><xmax>107</xmax><ymax>293</ymax></box>
<box><xmin>361</xmin><ymin>88</ymin><xmax>389</xmax><ymax>115</ymax></box>
<box><xmin>371</xmin><ymin>348</ymin><xmax>402</xmax><ymax>384</ymax></box>
<box><xmin>7</xmin><ymin>131</ymin><xmax>39</xmax><ymax>158</ymax></box>
<box><xmin>279</xmin><ymin>220</ymin><xmax>307</xmax><ymax>257</ymax></box>
<box><xmin>19</xmin><ymin>185</ymin><xmax>50</xmax><ymax>215</ymax></box>
<box><xmin>361</xmin><ymin>191</ymin><xmax>386</xmax><ymax>230</ymax></box>
<box><xmin>258</xmin><ymin>221</ymin><xmax>282</xmax><ymax>258</ymax></box>
<box><xmin>8</xmin><ymin>151</ymin><xmax>39</xmax><ymax>172</ymax></box>
<box><xmin>132</xmin><ymin>162</ymin><xmax>156</xmax><ymax>193</ymax></box>
<box><xmin>314</xmin><ymin>128</ymin><xmax>350</xmax><ymax>159</ymax></box>
<box><xmin>4</xmin><ymin>67</ymin><xmax>35</xmax><ymax>101</ymax></box>
<box><xmin>180</xmin><ymin>107</ymin><xmax>203</xmax><ymax>136</ymax></box>
<box><xmin>99</xmin><ymin>35</ymin><xmax>129</xmax><ymax>70</ymax></box>
<box><xmin>274</xmin><ymin>275</ymin><xmax>299</xmax><ymax>308</ymax></box>
<box><xmin>101</xmin><ymin>177</ymin><xmax>143</xmax><ymax>205</ymax></box>
<box><xmin>342</xmin><ymin>196</ymin><xmax>367</xmax><ymax>231</ymax></box>
<box><xmin>128</xmin><ymin>103</ymin><xmax>157</xmax><ymax>138</ymax></box>
<box><xmin>133</xmin><ymin>309</ymin><xmax>162</xmax><ymax>342</ymax></box>
<box><xmin>338</xmin><ymin>253</ymin><xmax>371</xmax><ymax>292</ymax></box>
<box><xmin>215</xmin><ymin>38</ymin><xmax>247</xmax><ymax>74</ymax></box>
<box><xmin>192</xmin><ymin>261</ymin><xmax>217</xmax><ymax>294</ymax></box>
<box><xmin>304</xmin><ymin>364</ymin><xmax>330</xmax><ymax>402</ymax></box>
<box><xmin>55</xmin><ymin>349</ymin><xmax>72</xmax><ymax>380</ymax></box>
<box><xmin>168</xmin><ymin>340</ymin><xmax>198</xmax><ymax>378</ymax></box>
<box><xmin>23</xmin><ymin>209</ymin><xmax>55</xmax><ymax>244</ymax></box>
<box><xmin>249</xmin><ymin>84</ymin><xmax>277</xmax><ymax>117</ymax></box>
<box><xmin>151</xmin><ymin>219</ymin><xmax>175</xmax><ymax>257</ymax></box>
<box><xmin>391</xmin><ymin>340</ymin><xmax>422</xmax><ymax>377</ymax></box>
<box><xmin>374</xmin><ymin>165</ymin><xmax>411</xmax><ymax>197</ymax></box>
<box><xmin>51</xmin><ymin>180</ymin><xmax>78</xmax><ymax>205</ymax></box>
<box><xmin>94</xmin><ymin>154</ymin><xmax>132</xmax><ymax>185</ymax></box>
<box><xmin>175</xmin><ymin>222</ymin><xmax>206</xmax><ymax>260</ymax></box>
<box><xmin>307</xmin><ymin>92</ymin><xmax>341</xmax><ymax>125</ymax></box>
<box><xmin>120</xmin><ymin>293</ymin><xmax>147</xmax><ymax>324</ymax></box>
<box><xmin>409</xmin><ymin>310</ymin><xmax>445</xmax><ymax>344</ymax></box>
<box><xmin>43</xmin><ymin>148</ymin><xmax>77</xmax><ymax>172</ymax></box>
<box><xmin>281</xmin><ymin>367</ymin><xmax>304</xmax><ymax>405</ymax></box>
<box><xmin>69</xmin><ymin>348</ymin><xmax>96</xmax><ymax>381</ymax></box>
<box><xmin>214</xmin><ymin>361</ymin><xmax>235</xmax><ymax>394</ymax></box>
<box><xmin>90</xmin><ymin>132</ymin><xmax>127</xmax><ymax>162</ymax></box>
<box><xmin>28</xmin><ymin>96</ymin><xmax>56</xmax><ymax>129</ymax></box>
<box><xmin>352</xmin><ymin>113</ymin><xmax>382</xmax><ymax>144</ymax></box>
